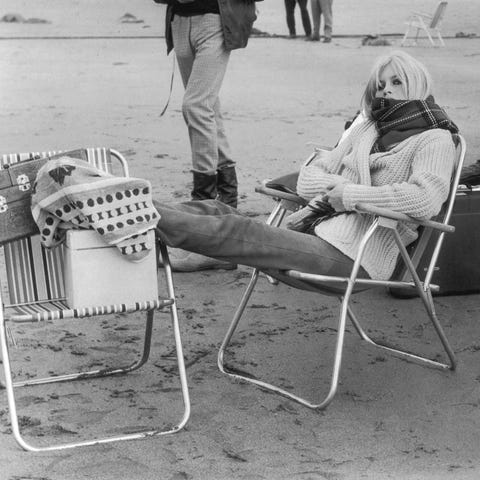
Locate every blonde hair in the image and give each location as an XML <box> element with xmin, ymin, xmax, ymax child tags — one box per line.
<box><xmin>361</xmin><ymin>51</ymin><xmax>433</xmax><ymax>118</ymax></box>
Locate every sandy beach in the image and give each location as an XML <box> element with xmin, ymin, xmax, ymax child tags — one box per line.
<box><xmin>1</xmin><ymin>1</ymin><xmax>480</xmax><ymax>479</ymax></box>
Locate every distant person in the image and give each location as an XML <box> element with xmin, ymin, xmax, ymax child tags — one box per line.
<box><xmin>154</xmin><ymin>0</ymin><xmax>262</xmax><ymax>208</ymax></box>
<box><xmin>308</xmin><ymin>0</ymin><xmax>333</xmax><ymax>42</ymax></box>
<box><xmin>284</xmin><ymin>0</ymin><xmax>312</xmax><ymax>38</ymax></box>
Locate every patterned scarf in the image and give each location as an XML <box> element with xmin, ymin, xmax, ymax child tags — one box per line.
<box><xmin>370</xmin><ymin>95</ymin><xmax>458</xmax><ymax>153</ymax></box>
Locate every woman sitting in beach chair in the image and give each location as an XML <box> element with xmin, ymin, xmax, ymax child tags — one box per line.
<box><xmin>153</xmin><ymin>50</ymin><xmax>458</xmax><ymax>282</ymax></box>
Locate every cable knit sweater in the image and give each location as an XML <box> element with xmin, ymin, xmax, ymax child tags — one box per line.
<box><xmin>296</xmin><ymin>120</ymin><xmax>456</xmax><ymax>280</ymax></box>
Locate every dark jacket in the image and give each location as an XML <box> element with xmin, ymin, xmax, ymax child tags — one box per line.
<box><xmin>154</xmin><ymin>0</ymin><xmax>262</xmax><ymax>54</ymax></box>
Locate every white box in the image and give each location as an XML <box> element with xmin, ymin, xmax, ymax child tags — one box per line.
<box><xmin>64</xmin><ymin>229</ymin><xmax>158</xmax><ymax>309</ymax></box>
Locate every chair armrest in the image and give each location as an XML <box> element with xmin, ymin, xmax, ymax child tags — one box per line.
<box><xmin>355</xmin><ymin>202</ymin><xmax>455</xmax><ymax>234</ymax></box>
<box><xmin>411</xmin><ymin>11</ymin><xmax>432</xmax><ymax>18</ymax></box>
<box><xmin>255</xmin><ymin>180</ymin><xmax>307</xmax><ymax>206</ymax></box>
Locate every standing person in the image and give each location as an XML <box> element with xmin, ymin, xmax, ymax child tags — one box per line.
<box><xmin>308</xmin><ymin>0</ymin><xmax>333</xmax><ymax>42</ymax></box>
<box><xmin>154</xmin><ymin>0</ymin><xmax>262</xmax><ymax>208</ymax></box>
<box><xmin>284</xmin><ymin>0</ymin><xmax>312</xmax><ymax>39</ymax></box>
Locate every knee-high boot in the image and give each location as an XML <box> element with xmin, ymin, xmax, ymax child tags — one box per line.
<box><xmin>191</xmin><ymin>171</ymin><xmax>217</xmax><ymax>201</ymax></box>
<box><xmin>216</xmin><ymin>166</ymin><xmax>238</xmax><ymax>208</ymax></box>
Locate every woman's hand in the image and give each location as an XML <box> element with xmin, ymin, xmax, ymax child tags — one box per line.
<box><xmin>325</xmin><ymin>182</ymin><xmax>347</xmax><ymax>212</ymax></box>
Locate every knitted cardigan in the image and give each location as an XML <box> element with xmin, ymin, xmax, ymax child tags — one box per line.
<box><xmin>296</xmin><ymin>120</ymin><xmax>456</xmax><ymax>280</ymax></box>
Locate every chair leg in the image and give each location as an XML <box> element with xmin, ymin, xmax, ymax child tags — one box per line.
<box><xmin>218</xmin><ymin>269</ymin><xmax>261</xmax><ymax>379</ymax></box>
<box><xmin>218</xmin><ymin>214</ymin><xmax>378</xmax><ymax>410</ymax></box>
<box><xmin>436</xmin><ymin>31</ymin><xmax>445</xmax><ymax>46</ymax></box>
<box><xmin>217</xmin><ymin>268</ymin><xmax>359</xmax><ymax>410</ymax></box>
<box><xmin>1</xmin><ymin>311</ymin><xmax>190</xmax><ymax>451</ymax></box>
<box><xmin>347</xmin><ymin>231</ymin><xmax>456</xmax><ymax>371</ymax></box>
<box><xmin>158</xmin><ymin>241</ymin><xmax>191</xmax><ymax>425</ymax></box>
<box><xmin>11</xmin><ymin>310</ymin><xmax>155</xmax><ymax>388</ymax></box>
<box><xmin>415</xmin><ymin>27</ymin><xmax>420</xmax><ymax>44</ymax></box>
<box><xmin>265</xmin><ymin>203</ymin><xmax>287</xmax><ymax>285</ymax></box>
<box><xmin>347</xmin><ymin>302</ymin><xmax>454</xmax><ymax>370</ymax></box>
<box><xmin>426</xmin><ymin>29</ymin><xmax>436</xmax><ymax>46</ymax></box>
<box><xmin>0</xmin><ymin>245</ymin><xmax>190</xmax><ymax>451</ymax></box>
<box><xmin>0</xmin><ymin>314</ymin><xmax>154</xmax><ymax>389</ymax></box>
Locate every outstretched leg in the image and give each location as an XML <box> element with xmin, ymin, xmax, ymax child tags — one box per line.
<box><xmin>154</xmin><ymin>199</ymin><xmax>366</xmax><ymax>277</ymax></box>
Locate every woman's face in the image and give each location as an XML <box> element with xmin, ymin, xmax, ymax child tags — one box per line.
<box><xmin>375</xmin><ymin>64</ymin><xmax>407</xmax><ymax>100</ymax></box>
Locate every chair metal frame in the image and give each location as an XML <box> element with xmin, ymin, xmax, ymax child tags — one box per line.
<box><xmin>0</xmin><ymin>148</ymin><xmax>190</xmax><ymax>451</ymax></box>
<box><xmin>401</xmin><ymin>1</ymin><xmax>448</xmax><ymax>47</ymax></box>
<box><xmin>218</xmin><ymin>135</ymin><xmax>466</xmax><ymax>410</ymax></box>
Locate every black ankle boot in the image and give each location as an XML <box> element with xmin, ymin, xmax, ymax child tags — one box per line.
<box><xmin>217</xmin><ymin>166</ymin><xmax>238</xmax><ymax>208</ymax></box>
<box><xmin>191</xmin><ymin>171</ymin><xmax>217</xmax><ymax>201</ymax></box>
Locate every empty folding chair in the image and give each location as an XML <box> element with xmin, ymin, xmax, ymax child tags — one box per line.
<box><xmin>218</xmin><ymin>135</ymin><xmax>466</xmax><ymax>410</ymax></box>
<box><xmin>0</xmin><ymin>147</ymin><xmax>190</xmax><ymax>451</ymax></box>
<box><xmin>401</xmin><ymin>1</ymin><xmax>448</xmax><ymax>47</ymax></box>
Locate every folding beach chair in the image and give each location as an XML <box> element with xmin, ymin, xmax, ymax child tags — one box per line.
<box><xmin>0</xmin><ymin>148</ymin><xmax>190</xmax><ymax>451</ymax></box>
<box><xmin>401</xmin><ymin>1</ymin><xmax>448</xmax><ymax>47</ymax></box>
<box><xmin>218</xmin><ymin>135</ymin><xmax>466</xmax><ymax>410</ymax></box>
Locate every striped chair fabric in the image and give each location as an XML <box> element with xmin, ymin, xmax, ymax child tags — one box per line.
<box><xmin>0</xmin><ymin>148</ymin><xmax>164</xmax><ymax>322</ymax></box>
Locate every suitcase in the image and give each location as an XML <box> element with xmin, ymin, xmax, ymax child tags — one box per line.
<box><xmin>390</xmin><ymin>186</ymin><xmax>480</xmax><ymax>297</ymax></box>
<box><xmin>0</xmin><ymin>149</ymin><xmax>88</xmax><ymax>244</ymax></box>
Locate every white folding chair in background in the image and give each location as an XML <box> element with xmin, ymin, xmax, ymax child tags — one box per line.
<box><xmin>218</xmin><ymin>135</ymin><xmax>466</xmax><ymax>410</ymax></box>
<box><xmin>0</xmin><ymin>147</ymin><xmax>190</xmax><ymax>451</ymax></box>
<box><xmin>401</xmin><ymin>1</ymin><xmax>448</xmax><ymax>47</ymax></box>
